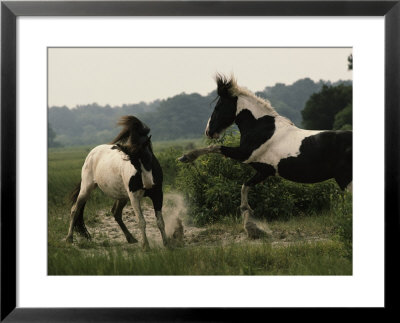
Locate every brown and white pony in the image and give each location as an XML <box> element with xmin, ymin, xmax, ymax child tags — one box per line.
<box><xmin>66</xmin><ymin>116</ymin><xmax>168</xmax><ymax>249</ymax></box>
<box><xmin>179</xmin><ymin>75</ymin><xmax>352</xmax><ymax>238</ymax></box>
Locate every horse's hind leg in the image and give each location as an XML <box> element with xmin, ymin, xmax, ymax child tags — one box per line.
<box><xmin>74</xmin><ymin>201</ymin><xmax>91</xmax><ymax>239</ymax></box>
<box><xmin>241</xmin><ymin>166</ymin><xmax>274</xmax><ymax>239</ymax></box>
<box><xmin>241</xmin><ymin>184</ymin><xmax>267</xmax><ymax>239</ymax></box>
<box><xmin>129</xmin><ymin>191</ymin><xmax>150</xmax><ymax>250</ymax></box>
<box><xmin>66</xmin><ymin>182</ymin><xmax>95</xmax><ymax>243</ymax></box>
<box><xmin>112</xmin><ymin>199</ymin><xmax>138</xmax><ymax>244</ymax></box>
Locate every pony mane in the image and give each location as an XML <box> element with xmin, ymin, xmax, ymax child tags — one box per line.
<box><xmin>110</xmin><ymin>116</ymin><xmax>151</xmax><ymax>153</ymax></box>
<box><xmin>215</xmin><ymin>74</ymin><xmax>281</xmax><ymax>118</ymax></box>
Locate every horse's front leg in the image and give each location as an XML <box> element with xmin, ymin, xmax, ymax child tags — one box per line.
<box><xmin>178</xmin><ymin>145</ymin><xmax>221</xmax><ymax>163</ymax></box>
<box><xmin>147</xmin><ymin>187</ymin><xmax>169</xmax><ymax>247</ymax></box>
<box><xmin>129</xmin><ymin>191</ymin><xmax>150</xmax><ymax>250</ymax></box>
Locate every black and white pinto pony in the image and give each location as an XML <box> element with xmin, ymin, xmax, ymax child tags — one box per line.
<box><xmin>66</xmin><ymin>116</ymin><xmax>169</xmax><ymax>249</ymax></box>
<box><xmin>179</xmin><ymin>75</ymin><xmax>352</xmax><ymax>239</ymax></box>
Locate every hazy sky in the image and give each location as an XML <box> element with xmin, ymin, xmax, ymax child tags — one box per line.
<box><xmin>48</xmin><ymin>47</ymin><xmax>352</xmax><ymax>108</ymax></box>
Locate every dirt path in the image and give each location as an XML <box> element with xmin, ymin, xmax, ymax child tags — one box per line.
<box><xmin>83</xmin><ymin>193</ymin><xmax>329</xmax><ymax>249</ymax></box>
<box><xmin>88</xmin><ymin>193</ymin><xmax>234</xmax><ymax>248</ymax></box>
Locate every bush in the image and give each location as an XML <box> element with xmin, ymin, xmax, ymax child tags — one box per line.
<box><xmin>332</xmin><ymin>193</ymin><xmax>353</xmax><ymax>258</ymax></box>
<box><xmin>177</xmin><ymin>130</ymin><xmax>344</xmax><ymax>225</ymax></box>
<box><xmin>155</xmin><ymin>147</ymin><xmax>184</xmax><ymax>188</ymax></box>
<box><xmin>251</xmin><ymin>176</ymin><xmax>341</xmax><ymax>220</ymax></box>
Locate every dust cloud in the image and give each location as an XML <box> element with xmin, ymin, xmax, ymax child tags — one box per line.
<box><xmin>163</xmin><ymin>192</ymin><xmax>187</xmax><ymax>241</ymax></box>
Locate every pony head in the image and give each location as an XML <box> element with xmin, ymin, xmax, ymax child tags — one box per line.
<box><xmin>205</xmin><ymin>74</ymin><xmax>282</xmax><ymax>139</ymax></box>
<box><xmin>136</xmin><ymin>134</ymin><xmax>153</xmax><ymax>171</ymax></box>
<box><xmin>205</xmin><ymin>74</ymin><xmax>238</xmax><ymax>139</ymax></box>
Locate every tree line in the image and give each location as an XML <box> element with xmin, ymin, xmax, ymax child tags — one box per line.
<box><xmin>49</xmin><ymin>77</ymin><xmax>352</xmax><ymax>147</ymax></box>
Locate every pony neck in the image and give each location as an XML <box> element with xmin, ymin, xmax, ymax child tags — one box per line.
<box><xmin>234</xmin><ymin>95</ymin><xmax>279</xmax><ymax>134</ymax></box>
<box><xmin>235</xmin><ymin>95</ymin><xmax>277</xmax><ymax>120</ymax></box>
<box><xmin>114</xmin><ymin>143</ymin><xmax>152</xmax><ymax>171</ymax></box>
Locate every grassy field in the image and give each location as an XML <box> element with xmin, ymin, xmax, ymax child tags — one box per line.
<box><xmin>48</xmin><ymin>141</ymin><xmax>352</xmax><ymax>275</ymax></box>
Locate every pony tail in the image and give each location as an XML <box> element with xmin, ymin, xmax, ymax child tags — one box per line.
<box><xmin>69</xmin><ymin>182</ymin><xmax>81</xmax><ymax>206</ymax></box>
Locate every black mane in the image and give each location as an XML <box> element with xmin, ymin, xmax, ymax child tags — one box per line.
<box><xmin>215</xmin><ymin>74</ymin><xmax>235</xmax><ymax>98</ymax></box>
<box><xmin>110</xmin><ymin>115</ymin><xmax>151</xmax><ymax>155</ymax></box>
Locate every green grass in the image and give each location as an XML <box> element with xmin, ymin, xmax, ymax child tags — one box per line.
<box><xmin>48</xmin><ymin>141</ymin><xmax>352</xmax><ymax>276</ymax></box>
<box><xmin>48</xmin><ymin>240</ymin><xmax>351</xmax><ymax>275</ymax></box>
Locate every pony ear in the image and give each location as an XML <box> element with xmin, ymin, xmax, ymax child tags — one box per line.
<box><xmin>137</xmin><ymin>134</ymin><xmax>152</xmax><ymax>146</ymax></box>
<box><xmin>141</xmin><ymin>126</ymin><xmax>150</xmax><ymax>136</ymax></box>
<box><xmin>144</xmin><ymin>135</ymin><xmax>152</xmax><ymax>145</ymax></box>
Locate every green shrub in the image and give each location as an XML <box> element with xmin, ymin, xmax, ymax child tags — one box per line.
<box><xmin>332</xmin><ymin>193</ymin><xmax>353</xmax><ymax>258</ymax></box>
<box><xmin>154</xmin><ymin>140</ymin><xmax>202</xmax><ymax>189</ymax></box>
<box><xmin>177</xmin><ymin>130</ymin><xmax>344</xmax><ymax>225</ymax></box>
<box><xmin>155</xmin><ymin>147</ymin><xmax>184</xmax><ymax>188</ymax></box>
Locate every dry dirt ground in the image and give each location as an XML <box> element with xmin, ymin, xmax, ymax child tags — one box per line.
<box><xmin>86</xmin><ymin>193</ymin><xmax>246</xmax><ymax>248</ymax></box>
<box><xmin>82</xmin><ymin>193</ymin><xmax>329</xmax><ymax>249</ymax></box>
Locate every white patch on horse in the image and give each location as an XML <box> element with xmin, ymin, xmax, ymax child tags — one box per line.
<box><xmin>229</xmin><ymin>88</ymin><xmax>322</xmax><ymax>168</ymax></box>
<box><xmin>244</xmin><ymin>117</ymin><xmax>322</xmax><ymax>167</ymax></box>
<box><xmin>87</xmin><ymin>144</ymin><xmax>138</xmax><ymax>200</ymax></box>
<box><xmin>232</xmin><ymin>84</ymin><xmax>294</xmax><ymax>127</ymax></box>
<box><xmin>236</xmin><ymin>95</ymin><xmax>278</xmax><ymax>119</ymax></box>
<box><xmin>230</xmin><ymin>81</ymin><xmax>278</xmax><ymax>117</ymax></box>
<box><xmin>141</xmin><ymin>163</ymin><xmax>154</xmax><ymax>189</ymax></box>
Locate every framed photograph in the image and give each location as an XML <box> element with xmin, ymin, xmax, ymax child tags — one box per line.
<box><xmin>2</xmin><ymin>0</ymin><xmax>399</xmax><ymax>321</ymax></box>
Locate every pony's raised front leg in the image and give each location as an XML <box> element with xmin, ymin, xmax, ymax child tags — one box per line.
<box><xmin>178</xmin><ymin>145</ymin><xmax>221</xmax><ymax>163</ymax></box>
<box><xmin>112</xmin><ymin>199</ymin><xmax>138</xmax><ymax>244</ymax></box>
<box><xmin>129</xmin><ymin>191</ymin><xmax>150</xmax><ymax>250</ymax></box>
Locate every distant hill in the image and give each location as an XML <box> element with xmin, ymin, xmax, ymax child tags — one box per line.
<box><xmin>256</xmin><ymin>78</ymin><xmax>352</xmax><ymax>125</ymax></box>
<box><xmin>48</xmin><ymin>78</ymin><xmax>352</xmax><ymax>147</ymax></box>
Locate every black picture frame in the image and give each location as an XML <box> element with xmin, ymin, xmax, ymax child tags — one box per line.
<box><xmin>1</xmin><ymin>1</ymin><xmax>399</xmax><ymax>321</ymax></box>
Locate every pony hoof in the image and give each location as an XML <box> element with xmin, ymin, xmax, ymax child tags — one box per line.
<box><xmin>65</xmin><ymin>236</ymin><xmax>73</xmax><ymax>244</ymax></box>
<box><xmin>178</xmin><ymin>155</ymin><xmax>190</xmax><ymax>163</ymax></box>
<box><xmin>127</xmin><ymin>236</ymin><xmax>138</xmax><ymax>244</ymax></box>
<box><xmin>83</xmin><ymin>233</ymin><xmax>92</xmax><ymax>241</ymax></box>
<box><xmin>240</xmin><ymin>207</ymin><xmax>254</xmax><ymax>217</ymax></box>
<box><xmin>245</xmin><ymin>222</ymin><xmax>268</xmax><ymax>240</ymax></box>
<box><xmin>167</xmin><ymin>238</ymin><xmax>184</xmax><ymax>249</ymax></box>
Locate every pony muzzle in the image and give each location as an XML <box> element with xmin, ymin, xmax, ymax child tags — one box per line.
<box><xmin>205</xmin><ymin>127</ymin><xmax>220</xmax><ymax>139</ymax></box>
